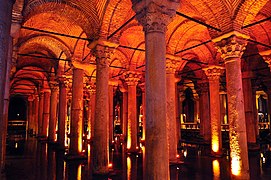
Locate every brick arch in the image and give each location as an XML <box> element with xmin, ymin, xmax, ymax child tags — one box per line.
<box><xmin>23</xmin><ymin>1</ymin><xmax>99</xmax><ymax>38</ymax></box>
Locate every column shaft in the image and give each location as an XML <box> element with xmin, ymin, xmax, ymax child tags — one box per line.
<box><xmin>34</xmin><ymin>96</ymin><xmax>39</xmax><ymax>135</ymax></box>
<box><xmin>109</xmin><ymin>85</ymin><xmax>114</xmax><ymax>144</ymax></box>
<box><xmin>57</xmin><ymin>81</ymin><xmax>67</xmax><ymax>149</ymax></box>
<box><xmin>38</xmin><ymin>92</ymin><xmax>44</xmax><ymax>136</ymax></box>
<box><xmin>127</xmin><ymin>85</ymin><xmax>138</xmax><ymax>152</ymax></box>
<box><xmin>28</xmin><ymin>100</ymin><xmax>34</xmax><ymax>134</ymax></box>
<box><xmin>90</xmin><ymin>92</ymin><xmax>96</xmax><ymax>139</ymax></box>
<box><xmin>49</xmin><ymin>86</ymin><xmax>59</xmax><ymax>142</ymax></box>
<box><xmin>70</xmin><ymin>68</ymin><xmax>84</xmax><ymax>155</ymax></box>
<box><xmin>42</xmin><ymin>91</ymin><xmax>51</xmax><ymax>138</ymax></box>
<box><xmin>166</xmin><ymin>73</ymin><xmax>177</xmax><ymax>162</ymax></box>
<box><xmin>122</xmin><ymin>91</ymin><xmax>128</xmax><ymax>139</ymax></box>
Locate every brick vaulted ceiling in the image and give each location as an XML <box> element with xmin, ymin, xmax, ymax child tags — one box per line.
<box><xmin>10</xmin><ymin>0</ymin><xmax>271</xmax><ymax>95</ymax></box>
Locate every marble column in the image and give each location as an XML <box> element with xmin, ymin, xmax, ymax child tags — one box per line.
<box><xmin>215</xmin><ymin>33</ymin><xmax>250</xmax><ymax>179</ymax></box>
<box><xmin>108</xmin><ymin>81</ymin><xmax>115</xmax><ymax>144</ymax></box>
<box><xmin>166</xmin><ymin>56</ymin><xmax>180</xmax><ymax>162</ymax></box>
<box><xmin>120</xmin><ymin>87</ymin><xmax>128</xmax><ymax>140</ymax></box>
<box><xmin>242</xmin><ymin>71</ymin><xmax>257</xmax><ymax>144</ymax></box>
<box><xmin>28</xmin><ymin>96</ymin><xmax>34</xmax><ymax>134</ymax></box>
<box><xmin>124</xmin><ymin>71</ymin><xmax>140</xmax><ymax>152</ymax></box>
<box><xmin>91</xmin><ymin>41</ymin><xmax>117</xmax><ymax>174</ymax></box>
<box><xmin>42</xmin><ymin>90</ymin><xmax>51</xmax><ymax>138</ymax></box>
<box><xmin>34</xmin><ymin>95</ymin><xmax>39</xmax><ymax>135</ymax></box>
<box><xmin>57</xmin><ymin>77</ymin><xmax>67</xmax><ymax>149</ymax></box>
<box><xmin>0</xmin><ymin>0</ymin><xmax>14</xmax><ymax>171</ymax></box>
<box><xmin>69</xmin><ymin>68</ymin><xmax>84</xmax><ymax>156</ymax></box>
<box><xmin>48</xmin><ymin>81</ymin><xmax>59</xmax><ymax>143</ymax></box>
<box><xmin>197</xmin><ymin>81</ymin><xmax>211</xmax><ymax>142</ymax></box>
<box><xmin>90</xmin><ymin>88</ymin><xmax>96</xmax><ymax>139</ymax></box>
<box><xmin>133</xmin><ymin>1</ymin><xmax>179</xmax><ymax>178</ymax></box>
<box><xmin>38</xmin><ymin>91</ymin><xmax>44</xmax><ymax>136</ymax></box>
<box><xmin>204</xmin><ymin>66</ymin><xmax>224</xmax><ymax>156</ymax></box>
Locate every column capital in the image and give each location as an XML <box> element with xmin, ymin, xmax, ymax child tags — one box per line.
<box><xmin>109</xmin><ymin>79</ymin><xmax>119</xmax><ymax>86</ymax></box>
<box><xmin>260</xmin><ymin>50</ymin><xmax>271</xmax><ymax>71</ymax></box>
<box><xmin>213</xmin><ymin>32</ymin><xmax>249</xmax><ymax>62</ymax></box>
<box><xmin>124</xmin><ymin>71</ymin><xmax>141</xmax><ymax>86</ymax></box>
<box><xmin>203</xmin><ymin>65</ymin><xmax>224</xmax><ymax>81</ymax></box>
<box><xmin>133</xmin><ymin>1</ymin><xmax>179</xmax><ymax>34</ymax></box>
<box><xmin>49</xmin><ymin>81</ymin><xmax>59</xmax><ymax>92</ymax></box>
<box><xmin>196</xmin><ymin>80</ymin><xmax>209</xmax><ymax>94</ymax></box>
<box><xmin>166</xmin><ymin>56</ymin><xmax>181</xmax><ymax>74</ymax></box>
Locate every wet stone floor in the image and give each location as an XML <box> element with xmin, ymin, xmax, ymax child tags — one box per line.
<box><xmin>3</xmin><ymin>137</ymin><xmax>271</xmax><ymax>180</ymax></box>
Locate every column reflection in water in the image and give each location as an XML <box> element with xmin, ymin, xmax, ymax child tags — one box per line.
<box><xmin>127</xmin><ymin>154</ymin><xmax>137</xmax><ymax>180</ymax></box>
<box><xmin>66</xmin><ymin>161</ymin><xmax>82</xmax><ymax>180</ymax></box>
<box><xmin>212</xmin><ymin>159</ymin><xmax>220</xmax><ymax>180</ymax></box>
<box><xmin>56</xmin><ymin>151</ymin><xmax>65</xmax><ymax>180</ymax></box>
<box><xmin>36</xmin><ymin>142</ymin><xmax>48</xmax><ymax>180</ymax></box>
<box><xmin>47</xmin><ymin>146</ymin><xmax>56</xmax><ymax>180</ymax></box>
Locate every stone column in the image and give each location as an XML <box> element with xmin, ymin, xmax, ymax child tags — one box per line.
<box><xmin>139</xmin><ymin>84</ymin><xmax>146</xmax><ymax>141</ymax></box>
<box><xmin>91</xmin><ymin>40</ymin><xmax>118</xmax><ymax>174</ymax></box>
<box><xmin>0</xmin><ymin>0</ymin><xmax>14</xmax><ymax>171</ymax></box>
<box><xmin>242</xmin><ymin>71</ymin><xmax>257</xmax><ymax>145</ymax></box>
<box><xmin>90</xmin><ymin>87</ymin><xmax>96</xmax><ymax>139</ymax></box>
<box><xmin>48</xmin><ymin>81</ymin><xmax>59</xmax><ymax>143</ymax></box>
<box><xmin>34</xmin><ymin>95</ymin><xmax>39</xmax><ymax>135</ymax></box>
<box><xmin>69</xmin><ymin>68</ymin><xmax>84</xmax><ymax>156</ymax></box>
<box><xmin>204</xmin><ymin>65</ymin><xmax>224</xmax><ymax>156</ymax></box>
<box><xmin>124</xmin><ymin>71</ymin><xmax>140</xmax><ymax>152</ymax></box>
<box><xmin>197</xmin><ymin>81</ymin><xmax>211</xmax><ymax>142</ymax></box>
<box><xmin>109</xmin><ymin>80</ymin><xmax>117</xmax><ymax>144</ymax></box>
<box><xmin>28</xmin><ymin>96</ymin><xmax>34</xmax><ymax>134</ymax></box>
<box><xmin>38</xmin><ymin>91</ymin><xmax>44</xmax><ymax>136</ymax></box>
<box><xmin>133</xmin><ymin>1</ymin><xmax>179</xmax><ymax>178</ymax></box>
<box><xmin>42</xmin><ymin>90</ymin><xmax>51</xmax><ymax>138</ymax></box>
<box><xmin>57</xmin><ymin>76</ymin><xmax>67</xmax><ymax>149</ymax></box>
<box><xmin>215</xmin><ymin>33</ymin><xmax>250</xmax><ymax>179</ymax></box>
<box><xmin>120</xmin><ymin>87</ymin><xmax>128</xmax><ymax>140</ymax></box>
<box><xmin>166</xmin><ymin>56</ymin><xmax>180</xmax><ymax>163</ymax></box>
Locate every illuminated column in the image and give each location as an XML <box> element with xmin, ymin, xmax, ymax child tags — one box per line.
<box><xmin>124</xmin><ymin>71</ymin><xmax>140</xmax><ymax>152</ymax></box>
<box><xmin>109</xmin><ymin>80</ymin><xmax>118</xmax><ymax>144</ymax></box>
<box><xmin>34</xmin><ymin>95</ymin><xmax>39</xmax><ymax>135</ymax></box>
<box><xmin>69</xmin><ymin>68</ymin><xmax>84</xmax><ymax>156</ymax></box>
<box><xmin>215</xmin><ymin>33</ymin><xmax>250</xmax><ymax>179</ymax></box>
<box><xmin>120</xmin><ymin>86</ymin><xmax>128</xmax><ymax>139</ymax></box>
<box><xmin>38</xmin><ymin>91</ymin><xmax>44</xmax><ymax>136</ymax></box>
<box><xmin>48</xmin><ymin>81</ymin><xmax>59</xmax><ymax>143</ymax></box>
<box><xmin>139</xmin><ymin>84</ymin><xmax>146</xmax><ymax>141</ymax></box>
<box><xmin>242</xmin><ymin>71</ymin><xmax>257</xmax><ymax>145</ymax></box>
<box><xmin>90</xmin><ymin>87</ymin><xmax>96</xmax><ymax>139</ymax></box>
<box><xmin>133</xmin><ymin>1</ymin><xmax>179</xmax><ymax>178</ymax></box>
<box><xmin>28</xmin><ymin>96</ymin><xmax>34</xmax><ymax>134</ymax></box>
<box><xmin>166</xmin><ymin>56</ymin><xmax>180</xmax><ymax>162</ymax></box>
<box><xmin>204</xmin><ymin>65</ymin><xmax>224</xmax><ymax>156</ymax></box>
<box><xmin>197</xmin><ymin>81</ymin><xmax>211</xmax><ymax>142</ymax></box>
<box><xmin>92</xmin><ymin>41</ymin><xmax>118</xmax><ymax>174</ymax></box>
<box><xmin>57</xmin><ymin>76</ymin><xmax>67</xmax><ymax>149</ymax></box>
<box><xmin>0</xmin><ymin>0</ymin><xmax>14</xmax><ymax>171</ymax></box>
<box><xmin>42</xmin><ymin>90</ymin><xmax>51</xmax><ymax>138</ymax></box>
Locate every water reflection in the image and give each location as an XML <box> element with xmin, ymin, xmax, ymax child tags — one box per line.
<box><xmin>5</xmin><ymin>137</ymin><xmax>271</xmax><ymax>180</ymax></box>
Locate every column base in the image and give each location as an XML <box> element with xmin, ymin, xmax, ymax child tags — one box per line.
<box><xmin>169</xmin><ymin>159</ymin><xmax>184</xmax><ymax>165</ymax></box>
<box><xmin>92</xmin><ymin>167</ymin><xmax>111</xmax><ymax>176</ymax></box>
<box><xmin>64</xmin><ymin>153</ymin><xmax>87</xmax><ymax>161</ymax></box>
<box><xmin>37</xmin><ymin>136</ymin><xmax>48</xmax><ymax>142</ymax></box>
<box><xmin>210</xmin><ymin>151</ymin><xmax>223</xmax><ymax>158</ymax></box>
<box><xmin>126</xmin><ymin>148</ymin><xmax>141</xmax><ymax>154</ymax></box>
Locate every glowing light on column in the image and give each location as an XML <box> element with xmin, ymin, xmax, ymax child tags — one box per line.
<box><xmin>127</xmin><ymin>120</ymin><xmax>131</xmax><ymax>149</ymax></box>
<box><xmin>77</xmin><ymin>165</ymin><xmax>82</xmax><ymax>179</ymax></box>
<box><xmin>231</xmin><ymin>156</ymin><xmax>241</xmax><ymax>176</ymax></box>
<box><xmin>211</xmin><ymin>129</ymin><xmax>219</xmax><ymax>153</ymax></box>
<box><xmin>212</xmin><ymin>160</ymin><xmax>220</xmax><ymax>179</ymax></box>
<box><xmin>127</xmin><ymin>156</ymin><xmax>131</xmax><ymax>180</ymax></box>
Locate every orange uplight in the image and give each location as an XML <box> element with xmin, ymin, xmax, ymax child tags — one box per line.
<box><xmin>108</xmin><ymin>163</ymin><xmax>113</xmax><ymax>168</ymax></box>
<box><xmin>212</xmin><ymin>160</ymin><xmax>220</xmax><ymax>179</ymax></box>
<box><xmin>231</xmin><ymin>156</ymin><xmax>241</xmax><ymax>176</ymax></box>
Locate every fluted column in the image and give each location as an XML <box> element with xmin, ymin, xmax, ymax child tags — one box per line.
<box><xmin>42</xmin><ymin>90</ymin><xmax>51</xmax><ymax>138</ymax></box>
<box><xmin>69</xmin><ymin>68</ymin><xmax>84</xmax><ymax>156</ymax></box>
<box><xmin>38</xmin><ymin>91</ymin><xmax>44</xmax><ymax>136</ymax></box>
<box><xmin>48</xmin><ymin>81</ymin><xmax>59</xmax><ymax>143</ymax></box>
<box><xmin>91</xmin><ymin>41</ymin><xmax>118</xmax><ymax>174</ymax></box>
<box><xmin>204</xmin><ymin>65</ymin><xmax>224</xmax><ymax>156</ymax></box>
<box><xmin>242</xmin><ymin>71</ymin><xmax>257</xmax><ymax>145</ymax></box>
<box><xmin>166</xmin><ymin>56</ymin><xmax>180</xmax><ymax>162</ymax></box>
<box><xmin>215</xmin><ymin>33</ymin><xmax>249</xmax><ymax>179</ymax></box>
<box><xmin>197</xmin><ymin>81</ymin><xmax>211</xmax><ymax>142</ymax></box>
<box><xmin>124</xmin><ymin>71</ymin><xmax>140</xmax><ymax>152</ymax></box>
<box><xmin>133</xmin><ymin>1</ymin><xmax>179</xmax><ymax>179</ymax></box>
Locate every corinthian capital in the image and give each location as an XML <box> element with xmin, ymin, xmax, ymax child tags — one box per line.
<box><xmin>203</xmin><ymin>65</ymin><xmax>224</xmax><ymax>81</ymax></box>
<box><xmin>124</xmin><ymin>71</ymin><xmax>141</xmax><ymax>86</ymax></box>
<box><xmin>213</xmin><ymin>32</ymin><xmax>249</xmax><ymax>63</ymax></box>
<box><xmin>166</xmin><ymin>54</ymin><xmax>182</xmax><ymax>74</ymax></box>
<box><xmin>133</xmin><ymin>1</ymin><xmax>179</xmax><ymax>33</ymax></box>
<box><xmin>260</xmin><ymin>50</ymin><xmax>271</xmax><ymax>71</ymax></box>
